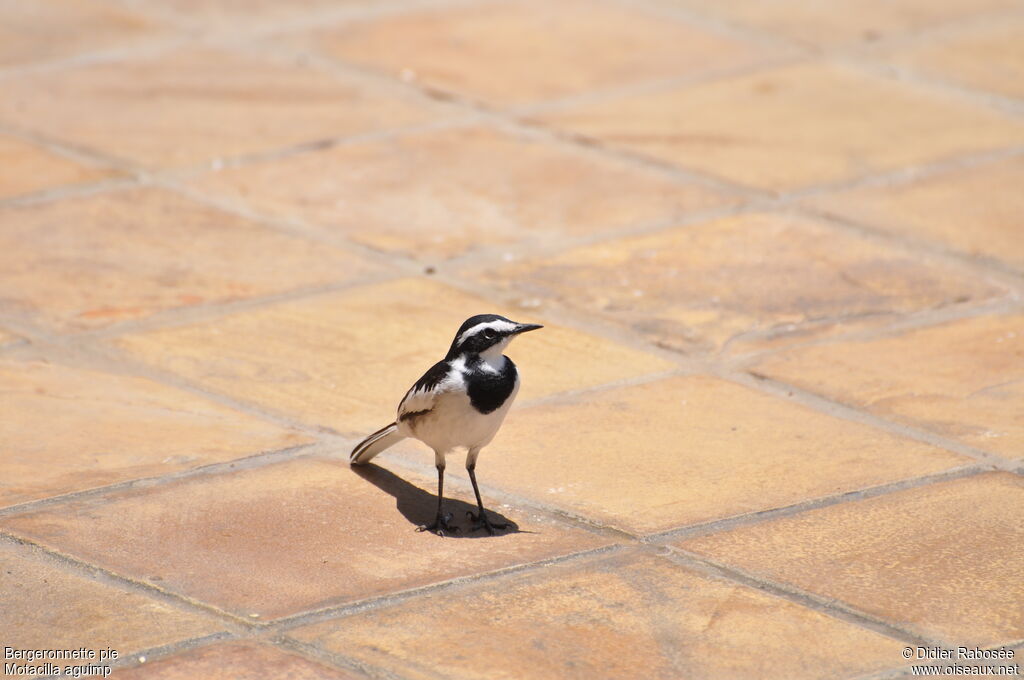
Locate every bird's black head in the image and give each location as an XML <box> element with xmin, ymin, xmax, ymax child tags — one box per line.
<box><xmin>446</xmin><ymin>314</ymin><xmax>543</xmax><ymax>359</ymax></box>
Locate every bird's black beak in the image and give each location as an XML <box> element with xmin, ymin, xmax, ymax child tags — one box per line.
<box><xmin>514</xmin><ymin>323</ymin><xmax>544</xmax><ymax>334</ymax></box>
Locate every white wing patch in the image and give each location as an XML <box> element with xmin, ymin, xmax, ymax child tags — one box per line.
<box><xmin>397</xmin><ymin>359</ymin><xmax>466</xmax><ymax>420</ymax></box>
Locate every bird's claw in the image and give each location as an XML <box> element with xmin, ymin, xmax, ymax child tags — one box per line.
<box><xmin>466</xmin><ymin>510</ymin><xmax>510</xmax><ymax>535</ymax></box>
<box><xmin>417</xmin><ymin>512</ymin><xmax>458</xmax><ymax>536</ymax></box>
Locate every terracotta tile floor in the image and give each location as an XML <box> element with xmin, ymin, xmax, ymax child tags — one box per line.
<box><xmin>1</xmin><ymin>1</ymin><xmax>1022</xmax><ymax>678</ymax></box>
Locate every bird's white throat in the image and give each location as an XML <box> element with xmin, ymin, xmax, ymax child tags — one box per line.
<box><xmin>478</xmin><ymin>340</ymin><xmax>510</xmax><ymax>373</ymax></box>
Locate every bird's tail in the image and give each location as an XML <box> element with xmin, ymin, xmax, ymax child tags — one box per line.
<box><xmin>350</xmin><ymin>422</ymin><xmax>404</xmax><ymax>465</ymax></box>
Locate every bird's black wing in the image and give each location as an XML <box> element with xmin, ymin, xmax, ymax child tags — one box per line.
<box><xmin>397</xmin><ymin>359</ymin><xmax>452</xmax><ymax>422</ymax></box>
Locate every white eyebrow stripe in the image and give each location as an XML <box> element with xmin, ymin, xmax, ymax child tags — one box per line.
<box><xmin>456</xmin><ymin>319</ymin><xmax>517</xmax><ymax>346</ymax></box>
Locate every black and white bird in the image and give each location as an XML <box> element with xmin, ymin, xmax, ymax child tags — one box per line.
<box><xmin>350</xmin><ymin>314</ymin><xmax>542</xmax><ymax>535</ymax></box>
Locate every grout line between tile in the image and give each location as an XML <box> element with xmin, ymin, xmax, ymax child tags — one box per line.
<box><xmin>839</xmin><ymin>55</ymin><xmax>1024</xmax><ymax>119</ymax></box>
<box><xmin>169</xmin><ymin>116</ymin><xmax>480</xmax><ymax>176</ymax></box>
<box><xmin>781</xmin><ymin>143</ymin><xmax>1024</xmax><ymax>204</ymax></box>
<box><xmin>0</xmin><ymin>121</ymin><xmax>144</xmax><ymax>177</ymax></box>
<box><xmin>0</xmin><ymin>442</ymin><xmax>323</xmax><ymax>520</ymax></box>
<box><xmin>93</xmin><ymin>632</ymin><xmax>237</xmax><ymax>676</ymax></box>
<box><xmin>143</xmin><ymin>177</ymin><xmax>449</xmax><ymax>276</ymax></box>
<box><xmin>274</xmin><ymin>636</ymin><xmax>415</xmax><ymax>680</ymax></box>
<box><xmin>796</xmin><ymin>203</ymin><xmax>1024</xmax><ymax>291</ymax></box>
<box><xmin>643</xmin><ymin>464</ymin><xmax>987</xmax><ymax>544</ymax></box>
<box><xmin>662</xmin><ymin>546</ymin><xmax>942</xmax><ymax>647</ymax></box>
<box><xmin>0</xmin><ymin>176</ymin><xmax>141</xmax><ymax>210</ymax></box>
<box><xmin>0</xmin><ymin>331</ymin><xmax>353</xmax><ymax>442</ymax></box>
<box><xmin>267</xmin><ymin>543</ymin><xmax>627</xmax><ymax>636</ymax></box>
<box><xmin>728</xmin><ymin>370</ymin><xmax>1019</xmax><ymax>470</ymax></box>
<box><xmin>437</xmin><ymin>201</ymin><xmax>755</xmax><ymax>273</ymax></box>
<box><xmin>75</xmin><ymin>269</ymin><xmax>409</xmax><ymax>342</ymax></box>
<box><xmin>0</xmin><ymin>36</ymin><xmax>193</xmax><ymax>83</ymax></box>
<box><xmin>0</xmin><ymin>531</ymin><xmax>256</xmax><ymax>629</ymax></box>
<box><xmin>721</xmin><ymin>296</ymin><xmax>1024</xmax><ymax>365</ymax></box>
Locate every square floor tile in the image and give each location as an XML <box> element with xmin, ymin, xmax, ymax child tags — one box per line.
<box><xmin>881</xmin><ymin>17</ymin><xmax>1024</xmax><ymax>101</ymax></box>
<box><xmin>0</xmin><ymin>540</ymin><xmax>221</xmax><ymax>664</ymax></box>
<box><xmin>109</xmin><ymin>641</ymin><xmax>359</xmax><ymax>679</ymax></box>
<box><xmin>0</xmin><ymin>0</ymin><xmax>163</xmax><ymax>68</ymax></box>
<box><xmin>1</xmin><ymin>457</ymin><xmax>609</xmax><ymax>620</ymax></box>
<box><xmin>752</xmin><ymin>314</ymin><xmax>1024</xmax><ymax>459</ymax></box>
<box><xmin>680</xmin><ymin>473</ymin><xmax>1024</xmax><ymax>646</ymax></box>
<box><xmin>536</xmin><ymin>63</ymin><xmax>1024</xmax><ymax>191</ymax></box>
<box><xmin>0</xmin><ymin>134</ymin><xmax>116</xmax><ymax>200</ymax></box>
<box><xmin>188</xmin><ymin>124</ymin><xmax>731</xmax><ymax>261</ymax></box>
<box><xmin>0</xmin><ymin>47</ymin><xmax>440</xmax><ymax>168</ymax></box>
<box><xmin>0</xmin><ymin>359</ymin><xmax>310</xmax><ymax>508</ymax></box>
<box><xmin>478</xmin><ymin>212</ymin><xmax>1004</xmax><ymax>355</ymax></box>
<box><xmin>298</xmin><ymin>0</ymin><xmax>765</xmax><ymax>107</ymax></box>
<box><xmin>0</xmin><ymin>186</ymin><xmax>378</xmax><ymax>332</ymax></box>
<box><xmin>290</xmin><ymin>550</ymin><xmax>907</xmax><ymax>680</ymax></box>
<box><xmin>477</xmin><ymin>375</ymin><xmax>968</xmax><ymax>535</ymax></box>
<box><xmin>808</xmin><ymin>155</ymin><xmax>1024</xmax><ymax>271</ymax></box>
<box><xmin>111</xmin><ymin>277</ymin><xmax>677</xmax><ymax>433</ymax></box>
<box><xmin>665</xmin><ymin>0</ymin><xmax>1020</xmax><ymax>47</ymax></box>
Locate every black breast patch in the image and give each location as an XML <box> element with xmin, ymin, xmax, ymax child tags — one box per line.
<box><xmin>466</xmin><ymin>357</ymin><xmax>518</xmax><ymax>414</ymax></box>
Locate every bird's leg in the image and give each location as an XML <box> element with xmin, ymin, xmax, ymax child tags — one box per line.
<box><xmin>466</xmin><ymin>459</ymin><xmax>510</xmax><ymax>535</ymax></box>
<box><xmin>417</xmin><ymin>458</ymin><xmax>456</xmax><ymax>536</ymax></box>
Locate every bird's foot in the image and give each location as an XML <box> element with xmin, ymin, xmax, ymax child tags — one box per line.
<box><xmin>417</xmin><ymin>512</ymin><xmax>458</xmax><ymax>537</ymax></box>
<box><xmin>466</xmin><ymin>510</ymin><xmax>510</xmax><ymax>535</ymax></box>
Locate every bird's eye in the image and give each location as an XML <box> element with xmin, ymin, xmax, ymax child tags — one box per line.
<box><xmin>483</xmin><ymin>328</ymin><xmax>497</xmax><ymax>339</ymax></box>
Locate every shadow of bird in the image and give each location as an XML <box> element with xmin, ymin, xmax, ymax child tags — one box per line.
<box><xmin>351</xmin><ymin>463</ymin><xmax>521</xmax><ymax>538</ymax></box>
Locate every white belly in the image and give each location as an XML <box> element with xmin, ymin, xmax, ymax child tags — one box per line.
<box><xmin>399</xmin><ymin>382</ymin><xmax>519</xmax><ymax>454</ymax></box>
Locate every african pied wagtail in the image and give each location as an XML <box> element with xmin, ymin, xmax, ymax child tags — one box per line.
<box><xmin>350</xmin><ymin>314</ymin><xmax>542</xmax><ymax>535</ymax></box>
